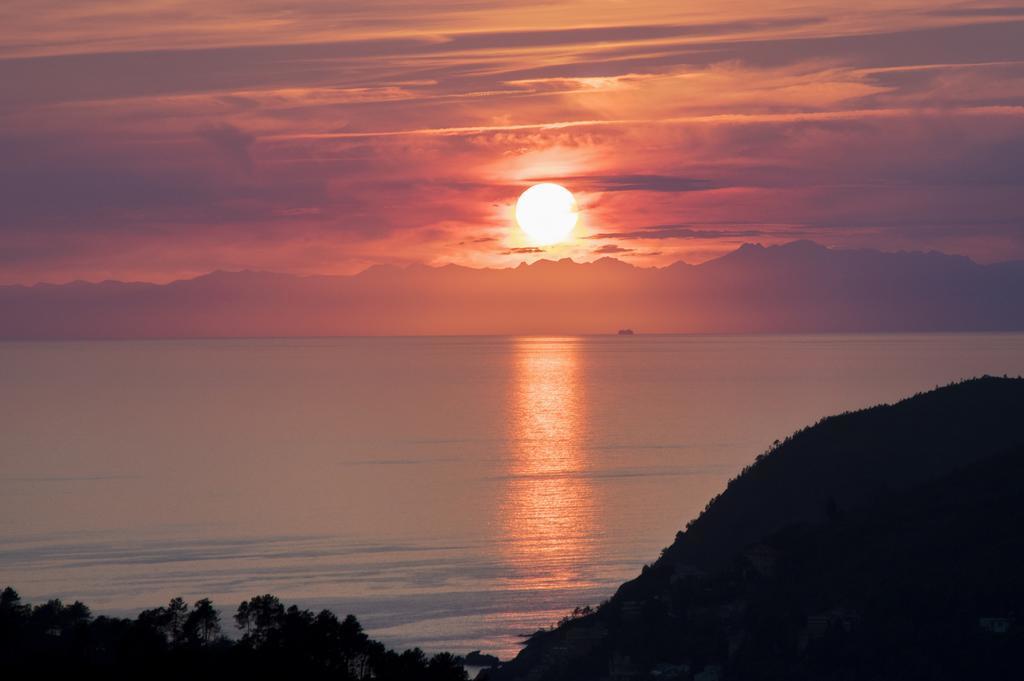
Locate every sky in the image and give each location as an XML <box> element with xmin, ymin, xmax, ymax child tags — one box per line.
<box><xmin>1</xmin><ymin>1</ymin><xmax>1023</xmax><ymax>284</ymax></box>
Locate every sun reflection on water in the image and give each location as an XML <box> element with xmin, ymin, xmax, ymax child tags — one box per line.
<box><xmin>500</xmin><ymin>337</ymin><xmax>596</xmax><ymax>590</ymax></box>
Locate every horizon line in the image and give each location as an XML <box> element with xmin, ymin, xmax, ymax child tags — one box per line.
<box><xmin>4</xmin><ymin>331</ymin><xmax>1024</xmax><ymax>344</ymax></box>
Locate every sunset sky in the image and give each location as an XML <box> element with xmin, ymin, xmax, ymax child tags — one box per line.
<box><xmin>2</xmin><ymin>1</ymin><xmax>1023</xmax><ymax>284</ymax></box>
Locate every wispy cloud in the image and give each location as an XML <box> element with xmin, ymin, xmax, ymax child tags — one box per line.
<box><xmin>588</xmin><ymin>226</ymin><xmax>776</xmax><ymax>241</ymax></box>
<box><xmin>593</xmin><ymin>244</ymin><xmax>634</xmax><ymax>254</ymax></box>
<box><xmin>503</xmin><ymin>247</ymin><xmax>546</xmax><ymax>255</ymax></box>
<box><xmin>1</xmin><ymin>2</ymin><xmax>1023</xmax><ymax>282</ymax></box>
<box><xmin>548</xmin><ymin>175</ymin><xmax>716</xmax><ymax>193</ymax></box>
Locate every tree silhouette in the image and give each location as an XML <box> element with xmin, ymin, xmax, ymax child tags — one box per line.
<box><xmin>235</xmin><ymin>594</ymin><xmax>285</xmax><ymax>647</ymax></box>
<box><xmin>2</xmin><ymin>587</ymin><xmax>470</xmax><ymax>679</ymax></box>
<box><xmin>234</xmin><ymin>599</ymin><xmax>251</xmax><ymax>637</ymax></box>
<box><xmin>137</xmin><ymin>604</ymin><xmax>169</xmax><ymax>632</ymax></box>
<box><xmin>183</xmin><ymin>598</ymin><xmax>220</xmax><ymax>645</ymax></box>
<box><xmin>428</xmin><ymin>652</ymin><xmax>468</xmax><ymax>681</ymax></box>
<box><xmin>166</xmin><ymin>597</ymin><xmax>189</xmax><ymax>644</ymax></box>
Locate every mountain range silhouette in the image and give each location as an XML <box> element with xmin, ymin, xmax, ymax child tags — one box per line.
<box><xmin>2</xmin><ymin>241</ymin><xmax>1023</xmax><ymax>338</ymax></box>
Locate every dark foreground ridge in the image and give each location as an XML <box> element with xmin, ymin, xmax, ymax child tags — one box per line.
<box><xmin>486</xmin><ymin>376</ymin><xmax>1024</xmax><ymax>681</ymax></box>
<box><xmin>0</xmin><ymin>591</ymin><xmax>469</xmax><ymax>680</ymax></box>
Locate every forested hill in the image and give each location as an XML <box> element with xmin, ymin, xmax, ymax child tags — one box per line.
<box><xmin>661</xmin><ymin>375</ymin><xmax>1024</xmax><ymax>570</ymax></box>
<box><xmin>488</xmin><ymin>376</ymin><xmax>1024</xmax><ymax>681</ymax></box>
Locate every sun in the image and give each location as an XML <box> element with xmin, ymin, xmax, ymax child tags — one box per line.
<box><xmin>515</xmin><ymin>183</ymin><xmax>578</xmax><ymax>245</ymax></box>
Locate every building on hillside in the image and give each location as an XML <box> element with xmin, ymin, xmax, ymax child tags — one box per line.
<box><xmin>608</xmin><ymin>652</ymin><xmax>642</xmax><ymax>681</ymax></box>
<box><xmin>742</xmin><ymin>544</ymin><xmax>780</xmax><ymax>576</ymax></box>
<box><xmin>619</xmin><ymin>600</ymin><xmax>645</xmax><ymax>626</ymax></box>
<box><xmin>978</xmin><ymin>616</ymin><xmax>1013</xmax><ymax>634</ymax></box>
<box><xmin>650</xmin><ymin>662</ymin><xmax>691</xmax><ymax>679</ymax></box>
<box><xmin>694</xmin><ymin>663</ymin><xmax>723</xmax><ymax>681</ymax></box>
<box><xmin>799</xmin><ymin>607</ymin><xmax>858</xmax><ymax>650</ymax></box>
<box><xmin>669</xmin><ymin>562</ymin><xmax>705</xmax><ymax>583</ymax></box>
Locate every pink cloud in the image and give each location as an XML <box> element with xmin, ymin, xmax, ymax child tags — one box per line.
<box><xmin>1</xmin><ymin>2</ymin><xmax>1023</xmax><ymax>283</ymax></box>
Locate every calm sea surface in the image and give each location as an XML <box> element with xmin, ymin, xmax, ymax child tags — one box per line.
<box><xmin>2</xmin><ymin>334</ymin><xmax>1023</xmax><ymax>657</ymax></box>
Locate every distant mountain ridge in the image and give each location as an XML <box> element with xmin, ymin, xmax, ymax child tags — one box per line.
<box><xmin>2</xmin><ymin>241</ymin><xmax>1023</xmax><ymax>338</ymax></box>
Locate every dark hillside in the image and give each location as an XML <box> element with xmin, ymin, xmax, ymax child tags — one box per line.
<box><xmin>489</xmin><ymin>377</ymin><xmax>1024</xmax><ymax>681</ymax></box>
<box><xmin>661</xmin><ymin>375</ymin><xmax>1024</xmax><ymax>570</ymax></box>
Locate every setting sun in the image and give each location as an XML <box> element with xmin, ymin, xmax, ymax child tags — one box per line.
<box><xmin>515</xmin><ymin>183</ymin><xmax>578</xmax><ymax>245</ymax></box>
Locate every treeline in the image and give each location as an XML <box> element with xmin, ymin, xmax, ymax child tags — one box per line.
<box><xmin>0</xmin><ymin>588</ymin><xmax>467</xmax><ymax>680</ymax></box>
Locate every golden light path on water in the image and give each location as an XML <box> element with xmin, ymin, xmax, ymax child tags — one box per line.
<box><xmin>500</xmin><ymin>337</ymin><xmax>597</xmax><ymax>591</ymax></box>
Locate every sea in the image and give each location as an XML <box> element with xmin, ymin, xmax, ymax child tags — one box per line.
<box><xmin>2</xmin><ymin>334</ymin><xmax>1022</xmax><ymax>658</ymax></box>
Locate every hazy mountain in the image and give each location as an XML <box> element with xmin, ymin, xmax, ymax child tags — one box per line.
<box><xmin>487</xmin><ymin>376</ymin><xmax>1024</xmax><ymax>680</ymax></box>
<box><xmin>2</xmin><ymin>241</ymin><xmax>1023</xmax><ymax>338</ymax></box>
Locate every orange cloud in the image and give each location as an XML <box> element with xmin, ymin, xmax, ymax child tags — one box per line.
<box><xmin>1</xmin><ymin>1</ymin><xmax>1023</xmax><ymax>283</ymax></box>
